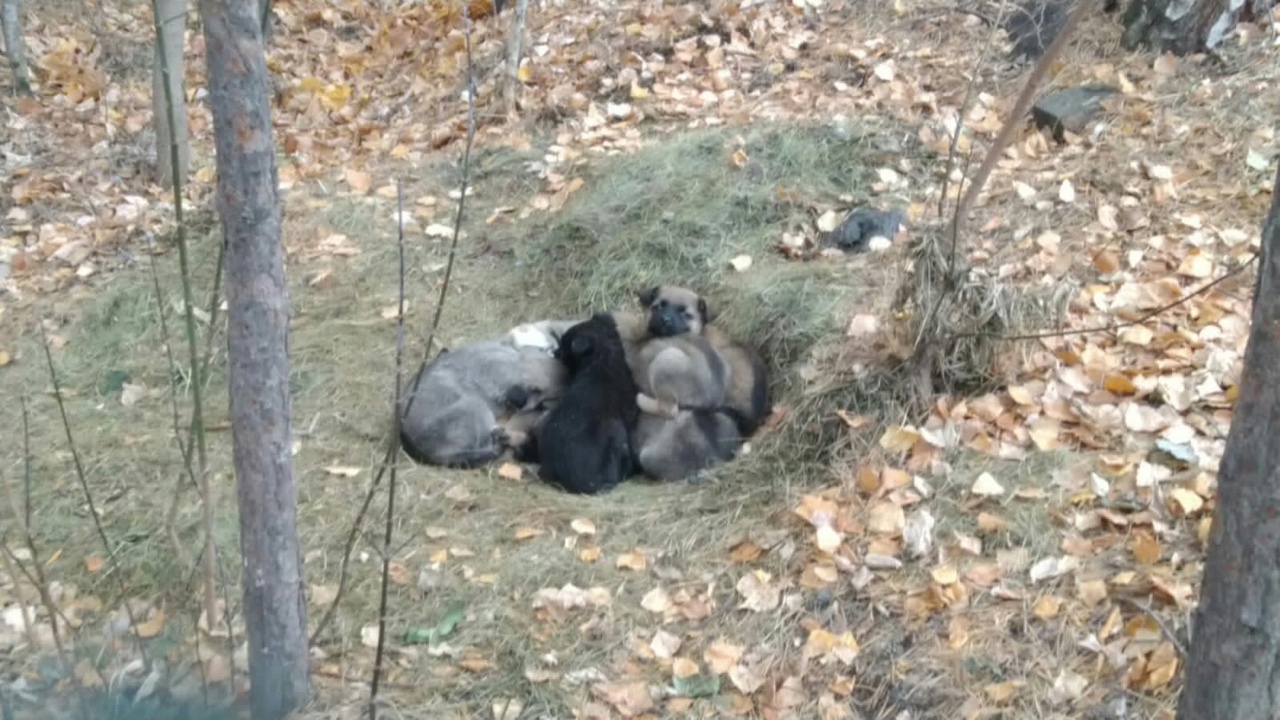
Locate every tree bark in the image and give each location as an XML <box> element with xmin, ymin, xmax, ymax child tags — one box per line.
<box><xmin>152</xmin><ymin>0</ymin><xmax>190</xmax><ymax>187</ymax></box>
<box><xmin>1175</xmin><ymin>166</ymin><xmax>1280</xmax><ymax>718</ymax></box>
<box><xmin>1</xmin><ymin>0</ymin><xmax>32</xmax><ymax>94</ymax></box>
<box><xmin>260</xmin><ymin>0</ymin><xmax>273</xmax><ymax>43</ymax></box>
<box><xmin>1120</xmin><ymin>0</ymin><xmax>1274</xmax><ymax>54</ymax></box>
<box><xmin>503</xmin><ymin>0</ymin><xmax>529</xmax><ymax>114</ymax></box>
<box><xmin>198</xmin><ymin>0</ymin><xmax>309</xmax><ymax>718</ymax></box>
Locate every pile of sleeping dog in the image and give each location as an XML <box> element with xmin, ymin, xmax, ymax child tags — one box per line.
<box><xmin>398</xmin><ymin>285</ymin><xmax>771</xmax><ymax>494</ymax></box>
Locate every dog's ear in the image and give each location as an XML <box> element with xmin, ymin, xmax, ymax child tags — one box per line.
<box><xmin>698</xmin><ymin>297</ymin><xmax>717</xmax><ymax>325</ymax></box>
<box><xmin>636</xmin><ymin>286</ymin><xmax>660</xmax><ymax>307</ymax></box>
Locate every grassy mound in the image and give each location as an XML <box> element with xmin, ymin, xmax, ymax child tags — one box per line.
<box><xmin>509</xmin><ymin>123</ymin><xmax>897</xmax><ymax>376</ymax></box>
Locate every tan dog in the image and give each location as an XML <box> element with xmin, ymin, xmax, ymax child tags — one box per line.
<box><xmin>633</xmin><ymin>286</ymin><xmax>772</xmax><ymax>435</ymax></box>
<box><xmin>611</xmin><ymin>286</ymin><xmax>771</xmax><ymax>481</ymax></box>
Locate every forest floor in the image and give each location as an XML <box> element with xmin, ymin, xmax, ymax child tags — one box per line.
<box><xmin>1</xmin><ymin>0</ymin><xmax>1278</xmax><ymax>718</ymax></box>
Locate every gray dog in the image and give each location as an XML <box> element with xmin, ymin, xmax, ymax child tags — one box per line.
<box><xmin>399</xmin><ymin>320</ymin><xmax>578</xmax><ymax>468</ymax></box>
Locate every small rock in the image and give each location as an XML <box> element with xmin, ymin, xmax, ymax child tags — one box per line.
<box><xmin>1031</xmin><ymin>85</ymin><xmax>1120</xmax><ymax>142</ymax></box>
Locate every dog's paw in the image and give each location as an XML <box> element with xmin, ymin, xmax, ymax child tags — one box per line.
<box><xmin>490</xmin><ymin>426</ymin><xmax>512</xmax><ymax>447</ymax></box>
<box><xmin>637</xmin><ymin>392</ymin><xmax>679</xmax><ymax>418</ymax></box>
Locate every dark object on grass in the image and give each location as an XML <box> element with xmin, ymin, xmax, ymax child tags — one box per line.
<box><xmin>825</xmin><ymin>208</ymin><xmax>905</xmax><ymax>253</ymax></box>
<box><xmin>529</xmin><ymin>313</ymin><xmax>640</xmax><ymax>495</ymax></box>
<box><xmin>1031</xmin><ymin>84</ymin><xmax>1120</xmax><ymax>142</ymax></box>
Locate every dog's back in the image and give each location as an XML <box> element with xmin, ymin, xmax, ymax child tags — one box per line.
<box><xmin>536</xmin><ymin>314</ymin><xmax>639</xmax><ymax>494</ymax></box>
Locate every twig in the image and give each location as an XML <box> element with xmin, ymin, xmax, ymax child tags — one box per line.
<box><xmin>21</xmin><ymin>395</ymin><xmax>31</xmax><ymax>530</ymax></box>
<box><xmin>369</xmin><ymin>180</ymin><xmax>409</xmax><ymax>720</ymax></box>
<box><xmin>955</xmin><ymin>251</ymin><xmax>1258</xmax><ymax>341</ymax></box>
<box><xmin>39</xmin><ymin>323</ymin><xmax>148</xmax><ymax>663</ymax></box>
<box><xmin>936</xmin><ymin>0</ymin><xmax>1011</xmax><ymax>222</ymax></box>
<box><xmin>0</xmin><ymin>544</ymin><xmax>36</xmax><ymax>649</ymax></box>
<box><xmin>145</xmin><ymin>234</ymin><xmax>196</xmax><ymax>572</ymax></box>
<box><xmin>152</xmin><ymin>0</ymin><xmax>219</xmax><ymax>636</ymax></box>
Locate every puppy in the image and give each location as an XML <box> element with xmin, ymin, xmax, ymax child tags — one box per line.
<box><xmin>636</xmin><ymin>285</ymin><xmax>772</xmax><ymax>435</ymax></box>
<box><xmin>529</xmin><ymin>313</ymin><xmax>640</xmax><ymax>494</ymax></box>
<box><xmin>399</xmin><ymin>319</ymin><xmax>576</xmax><ymax>468</ymax></box>
<box><xmin>604</xmin><ymin>286</ymin><xmax>751</xmax><ymax>481</ymax></box>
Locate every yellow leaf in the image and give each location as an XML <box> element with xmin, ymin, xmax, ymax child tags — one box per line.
<box><xmin>579</xmin><ymin>546</ymin><xmax>601</xmax><ymax>563</ymax></box>
<box><xmin>1130</xmin><ymin>532</ymin><xmax>1161</xmax><ymax>564</ymax></box>
<box><xmin>1167</xmin><ymin>487</ymin><xmax>1204</xmax><ymax>517</ymax></box>
<box><xmin>616</xmin><ymin>550</ymin><xmax>647</xmax><ymax>571</ymax></box>
<box><xmin>513</xmin><ymin>526</ymin><xmax>542</xmax><ymax>540</ymax></box>
<box><xmin>1103</xmin><ymin>374</ymin><xmax>1137</xmax><ymax>395</ymax></box>
<box><xmin>84</xmin><ymin>556</ymin><xmax>103</xmax><ymax>573</ymax></box>
<box><xmin>931</xmin><ymin>565</ymin><xmax>958</xmax><ymax>585</ymax></box>
<box><xmin>729</xmin><ymin>148</ymin><xmax>748</xmax><ymax>169</ymax></box>
<box><xmin>345</xmin><ymin>169</ymin><xmax>372</xmax><ymax>195</ymax></box>
<box><xmin>134</xmin><ymin>609</ymin><xmax>166</xmax><ymax>639</ymax></box>
<box><xmin>704</xmin><ymin>640</ymin><xmax>744</xmax><ymax>674</ymax></box>
<box><xmin>984</xmin><ymin>681</ymin><xmax>1020</xmax><ymax>704</ymax></box>
<box><xmin>879</xmin><ymin>425</ymin><xmax>920</xmax><ymax>454</ymax></box>
<box><xmin>516</xmin><ymin>64</ymin><xmax>533</xmax><ymax>83</ymax></box>
<box><xmin>497</xmin><ymin>462</ymin><xmax>523</xmax><ymax>481</ymax></box>
<box><xmin>0</xmin><ymin>351</ymin><xmax>10</xmax><ymax>367</ymax></box>
<box><xmin>672</xmin><ymin>657</ymin><xmax>700</xmax><ymax>678</ymax></box>
<box><xmin>1032</xmin><ymin>595</ymin><xmax>1062</xmax><ymax>619</ymax></box>
<box><xmin>629</xmin><ymin>81</ymin><xmax>649</xmax><ymax>100</ymax></box>
<box><xmin>570</xmin><ymin>518</ymin><xmax>596</xmax><ymax>536</ymax></box>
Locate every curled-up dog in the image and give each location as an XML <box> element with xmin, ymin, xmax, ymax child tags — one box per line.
<box><xmin>636</xmin><ymin>285</ymin><xmax>772</xmax><ymax>436</ymax></box>
<box><xmin>399</xmin><ymin>319</ymin><xmax>576</xmax><ymax>468</ymax></box>
<box><xmin>610</xmin><ymin>285</ymin><xmax>766</xmax><ymax>482</ymax></box>
<box><xmin>528</xmin><ymin>313</ymin><xmax>640</xmax><ymax>494</ymax></box>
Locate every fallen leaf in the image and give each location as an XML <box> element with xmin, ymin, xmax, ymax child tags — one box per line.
<box><xmin>133</xmin><ymin>610</ymin><xmax>166</xmax><ymax>639</ymax></box>
<box><xmin>497</xmin><ymin>462</ymin><xmax>523</xmax><ymax>481</ymax></box>
<box><xmin>736</xmin><ymin>571</ymin><xmax>780</xmax><ymax>612</ymax></box>
<box><xmin>984</xmin><ymin>681</ymin><xmax>1020</xmax><ymax>704</ymax></box>
<box><xmin>650</xmin><ymin>629</ymin><xmax>682</xmax><ymax>659</ymax></box>
<box><xmin>592</xmin><ymin>681</ymin><xmax>654</xmax><ymax>717</ymax></box>
<box><xmin>729</xmin><ymin>254</ymin><xmax>753</xmax><ymax>272</ymax></box>
<box><xmin>672</xmin><ymin>657</ymin><xmax>700</xmax><ymax>679</ymax></box>
<box><xmin>641</xmin><ymin>587</ymin><xmax>671</xmax><ymax>613</ymax></box>
<box><xmin>704</xmin><ymin>641</ymin><xmax>744</xmax><ymax>674</ymax></box>
<box><xmin>84</xmin><ymin>556</ymin><xmax>104</xmax><ymax>573</ymax></box>
<box><xmin>324</xmin><ymin>465</ymin><xmax>362</xmax><ymax>478</ymax></box>
<box><xmin>346</xmin><ymin>169</ymin><xmax>373</xmax><ymax>194</ymax></box>
<box><xmin>971</xmin><ymin>472</ymin><xmax>1006</xmax><ymax>497</ymax></box>
<box><xmin>867</xmin><ymin>501</ymin><xmax>905</xmax><ymax>535</ymax></box>
<box><xmin>616</xmin><ymin>550</ymin><xmax>647</xmax><ymax>571</ymax></box>
<box><xmin>571</xmin><ymin>518</ymin><xmax>597</xmax><ymax>536</ymax></box>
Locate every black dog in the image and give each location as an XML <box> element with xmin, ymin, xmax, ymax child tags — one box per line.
<box><xmin>525</xmin><ymin>313</ymin><xmax>640</xmax><ymax>494</ymax></box>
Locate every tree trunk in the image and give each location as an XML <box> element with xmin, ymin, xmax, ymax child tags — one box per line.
<box><xmin>503</xmin><ymin>0</ymin><xmax>529</xmax><ymax>114</ymax></box>
<box><xmin>1175</xmin><ymin>165</ymin><xmax>1280</xmax><ymax>718</ymax></box>
<box><xmin>1120</xmin><ymin>0</ymin><xmax>1274</xmax><ymax>54</ymax></box>
<box><xmin>198</xmin><ymin>0</ymin><xmax>309</xmax><ymax>718</ymax></box>
<box><xmin>152</xmin><ymin>0</ymin><xmax>190</xmax><ymax>187</ymax></box>
<box><xmin>1</xmin><ymin>0</ymin><xmax>32</xmax><ymax>94</ymax></box>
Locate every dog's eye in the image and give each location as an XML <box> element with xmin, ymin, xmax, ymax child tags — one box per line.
<box><xmin>657</xmin><ymin>300</ymin><xmax>668</xmax><ymax>308</ymax></box>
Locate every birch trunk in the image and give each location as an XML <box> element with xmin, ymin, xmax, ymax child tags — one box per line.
<box><xmin>1</xmin><ymin>0</ymin><xmax>32</xmax><ymax>94</ymax></box>
<box><xmin>152</xmin><ymin>0</ymin><xmax>190</xmax><ymax>187</ymax></box>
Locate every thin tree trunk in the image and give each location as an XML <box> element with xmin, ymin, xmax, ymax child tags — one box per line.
<box><xmin>504</xmin><ymin>0</ymin><xmax>529</xmax><ymax>114</ymax></box>
<box><xmin>198</xmin><ymin>0</ymin><xmax>308</xmax><ymax>718</ymax></box>
<box><xmin>1</xmin><ymin>0</ymin><xmax>32</xmax><ymax>94</ymax></box>
<box><xmin>152</xmin><ymin>0</ymin><xmax>190</xmax><ymax>187</ymax></box>
<box><xmin>1175</xmin><ymin>164</ymin><xmax>1280</xmax><ymax>718</ymax></box>
<box><xmin>1121</xmin><ymin>0</ymin><xmax>1274</xmax><ymax>53</ymax></box>
<box><xmin>260</xmin><ymin>0</ymin><xmax>273</xmax><ymax>43</ymax></box>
